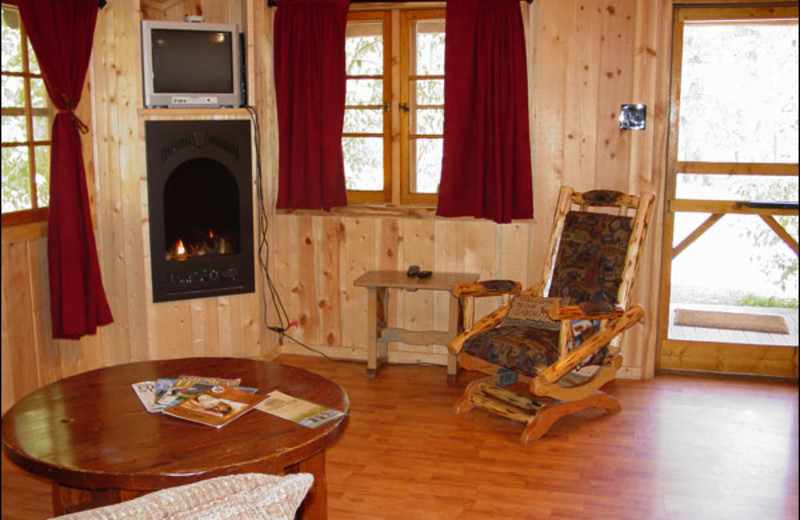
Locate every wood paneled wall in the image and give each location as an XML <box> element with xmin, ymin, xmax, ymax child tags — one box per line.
<box><xmin>1</xmin><ymin>0</ymin><xmax>671</xmax><ymax>415</ymax></box>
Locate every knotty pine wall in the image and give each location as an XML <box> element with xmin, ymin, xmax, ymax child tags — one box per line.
<box><xmin>1</xmin><ymin>0</ymin><xmax>671</xmax><ymax>414</ymax></box>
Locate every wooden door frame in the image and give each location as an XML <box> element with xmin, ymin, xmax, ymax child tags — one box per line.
<box><xmin>657</xmin><ymin>3</ymin><xmax>799</xmax><ymax>377</ymax></box>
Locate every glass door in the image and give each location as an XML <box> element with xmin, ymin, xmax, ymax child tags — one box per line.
<box><xmin>658</xmin><ymin>5</ymin><xmax>799</xmax><ymax>376</ymax></box>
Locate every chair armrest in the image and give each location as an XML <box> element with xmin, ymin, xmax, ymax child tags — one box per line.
<box><xmin>448</xmin><ymin>303</ymin><xmax>511</xmax><ymax>355</ymax></box>
<box><xmin>452</xmin><ymin>280</ymin><xmax>522</xmax><ymax>298</ymax></box>
<box><xmin>537</xmin><ymin>304</ymin><xmax>645</xmax><ymax>385</ymax></box>
<box><xmin>547</xmin><ymin>301</ymin><xmax>624</xmax><ymax>321</ymax></box>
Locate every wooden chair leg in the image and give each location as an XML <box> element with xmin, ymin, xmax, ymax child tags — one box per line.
<box><xmin>520</xmin><ymin>391</ymin><xmax>621</xmax><ymax>444</ymax></box>
<box><xmin>454</xmin><ymin>376</ymin><xmax>499</xmax><ymax>415</ymax></box>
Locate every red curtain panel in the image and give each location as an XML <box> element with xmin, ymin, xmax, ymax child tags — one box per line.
<box><xmin>274</xmin><ymin>0</ymin><xmax>350</xmax><ymax>210</ymax></box>
<box><xmin>436</xmin><ymin>0</ymin><xmax>533</xmax><ymax>224</ymax></box>
<box><xmin>16</xmin><ymin>0</ymin><xmax>113</xmax><ymax>339</ymax></box>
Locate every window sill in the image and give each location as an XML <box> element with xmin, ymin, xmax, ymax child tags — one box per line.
<box><xmin>1</xmin><ymin>220</ymin><xmax>47</xmax><ymax>244</ymax></box>
<box><xmin>277</xmin><ymin>202</ymin><xmax>437</xmax><ymax>220</ymax></box>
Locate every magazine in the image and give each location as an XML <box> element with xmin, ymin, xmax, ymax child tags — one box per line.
<box><xmin>163</xmin><ymin>384</ymin><xmax>267</xmax><ymax>428</ymax></box>
<box><xmin>161</xmin><ymin>382</ymin><xmax>259</xmax><ymax>410</ymax></box>
<box><xmin>154</xmin><ymin>375</ymin><xmax>241</xmax><ymax>409</ymax></box>
<box><xmin>255</xmin><ymin>390</ymin><xmax>346</xmax><ymax>428</ymax></box>
<box><xmin>131</xmin><ymin>381</ymin><xmax>162</xmax><ymax>413</ymax></box>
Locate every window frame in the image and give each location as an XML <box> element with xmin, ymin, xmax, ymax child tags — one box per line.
<box><xmin>344</xmin><ymin>7</ymin><xmax>446</xmax><ymax>207</ymax></box>
<box><xmin>1</xmin><ymin>2</ymin><xmax>52</xmax><ymax>228</ymax></box>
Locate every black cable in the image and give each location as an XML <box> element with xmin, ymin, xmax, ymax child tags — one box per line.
<box><xmin>245</xmin><ymin>105</ymin><xmax>291</xmax><ymax>334</ymax></box>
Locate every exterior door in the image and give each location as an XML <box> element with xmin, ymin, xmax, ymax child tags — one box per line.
<box><xmin>658</xmin><ymin>5</ymin><xmax>799</xmax><ymax>376</ymax></box>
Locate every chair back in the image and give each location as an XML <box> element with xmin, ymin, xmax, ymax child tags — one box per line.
<box><xmin>539</xmin><ymin>187</ymin><xmax>655</xmax><ymax>310</ymax></box>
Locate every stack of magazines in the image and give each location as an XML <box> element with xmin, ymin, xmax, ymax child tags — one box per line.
<box><xmin>132</xmin><ymin>375</ymin><xmax>345</xmax><ymax>429</ymax></box>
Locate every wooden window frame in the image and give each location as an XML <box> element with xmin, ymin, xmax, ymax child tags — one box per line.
<box><xmin>344</xmin><ymin>7</ymin><xmax>445</xmax><ymax>207</ymax></box>
<box><xmin>1</xmin><ymin>2</ymin><xmax>51</xmax><ymax>228</ymax></box>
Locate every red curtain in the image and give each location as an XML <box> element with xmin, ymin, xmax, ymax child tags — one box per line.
<box><xmin>274</xmin><ymin>0</ymin><xmax>350</xmax><ymax>210</ymax></box>
<box><xmin>16</xmin><ymin>0</ymin><xmax>113</xmax><ymax>339</ymax></box>
<box><xmin>436</xmin><ymin>0</ymin><xmax>533</xmax><ymax>224</ymax></box>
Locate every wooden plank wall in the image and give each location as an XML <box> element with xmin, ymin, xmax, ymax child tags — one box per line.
<box><xmin>1</xmin><ymin>0</ymin><xmax>671</xmax><ymax>415</ymax></box>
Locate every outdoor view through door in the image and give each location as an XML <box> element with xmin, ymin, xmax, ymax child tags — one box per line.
<box><xmin>659</xmin><ymin>5</ymin><xmax>799</xmax><ymax>377</ymax></box>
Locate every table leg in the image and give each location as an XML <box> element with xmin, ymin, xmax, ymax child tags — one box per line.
<box><xmin>447</xmin><ymin>294</ymin><xmax>461</xmax><ymax>384</ymax></box>
<box><xmin>289</xmin><ymin>451</ymin><xmax>327</xmax><ymax>520</ymax></box>
<box><xmin>52</xmin><ymin>483</ymin><xmax>140</xmax><ymax>515</ymax></box>
<box><xmin>366</xmin><ymin>287</ymin><xmax>388</xmax><ymax>378</ymax></box>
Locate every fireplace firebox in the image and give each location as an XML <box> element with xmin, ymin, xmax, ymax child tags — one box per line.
<box><xmin>145</xmin><ymin>120</ymin><xmax>254</xmax><ymax>302</ymax></box>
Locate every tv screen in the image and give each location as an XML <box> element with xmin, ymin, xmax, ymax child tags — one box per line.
<box><xmin>151</xmin><ymin>29</ymin><xmax>233</xmax><ymax>93</ymax></box>
<box><xmin>141</xmin><ymin>21</ymin><xmax>242</xmax><ymax>108</ymax></box>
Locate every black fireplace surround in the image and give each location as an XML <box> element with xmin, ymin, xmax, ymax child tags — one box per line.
<box><xmin>145</xmin><ymin>120</ymin><xmax>254</xmax><ymax>302</ymax></box>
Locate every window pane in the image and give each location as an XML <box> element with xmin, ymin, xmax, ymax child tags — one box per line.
<box><xmin>1</xmin><ymin>7</ymin><xmax>23</xmax><ymax>73</ymax></box>
<box><xmin>344</xmin><ymin>108</ymin><xmax>383</xmax><ymax>134</ymax></box>
<box><xmin>346</xmin><ymin>21</ymin><xmax>383</xmax><ymax>76</ymax></box>
<box><xmin>27</xmin><ymin>39</ymin><xmax>39</xmax><ymax>74</ymax></box>
<box><xmin>413</xmin><ymin>108</ymin><xmax>443</xmax><ymax>135</ymax></box>
<box><xmin>413</xmin><ymin>20</ymin><xmax>445</xmax><ymax>75</ymax></box>
<box><xmin>1</xmin><ymin>115</ymin><xmax>27</xmax><ymax>142</ymax></box>
<box><xmin>411</xmin><ymin>138</ymin><xmax>442</xmax><ymax>193</ymax></box>
<box><xmin>1</xmin><ymin>146</ymin><xmax>32</xmax><ymax>212</ymax></box>
<box><xmin>33</xmin><ymin>115</ymin><xmax>50</xmax><ymax>141</ymax></box>
<box><xmin>2</xmin><ymin>74</ymin><xmax>24</xmax><ymax>107</ymax></box>
<box><xmin>30</xmin><ymin>78</ymin><xmax>48</xmax><ymax>108</ymax></box>
<box><xmin>678</xmin><ymin>22</ymin><xmax>799</xmax><ymax>163</ymax></box>
<box><xmin>346</xmin><ymin>78</ymin><xmax>383</xmax><ymax>106</ymax></box>
<box><xmin>35</xmin><ymin>145</ymin><xmax>49</xmax><ymax>207</ymax></box>
<box><xmin>676</xmin><ymin>174</ymin><xmax>799</xmax><ymax>202</ymax></box>
<box><xmin>415</xmin><ymin>79</ymin><xmax>443</xmax><ymax>106</ymax></box>
<box><xmin>343</xmin><ymin>137</ymin><xmax>383</xmax><ymax>191</ymax></box>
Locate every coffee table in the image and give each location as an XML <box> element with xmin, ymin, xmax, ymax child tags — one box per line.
<box><xmin>1</xmin><ymin>357</ymin><xmax>348</xmax><ymax>519</ymax></box>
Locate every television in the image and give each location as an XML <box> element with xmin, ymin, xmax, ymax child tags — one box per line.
<box><xmin>141</xmin><ymin>20</ymin><xmax>243</xmax><ymax>108</ymax></box>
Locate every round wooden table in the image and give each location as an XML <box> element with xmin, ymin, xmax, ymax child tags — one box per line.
<box><xmin>1</xmin><ymin>357</ymin><xmax>349</xmax><ymax>519</ymax></box>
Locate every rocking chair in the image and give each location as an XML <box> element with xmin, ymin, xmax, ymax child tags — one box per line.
<box><xmin>449</xmin><ymin>186</ymin><xmax>655</xmax><ymax>443</ymax></box>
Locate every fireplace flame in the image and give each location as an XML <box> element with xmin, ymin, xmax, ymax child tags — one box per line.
<box><xmin>165</xmin><ymin>233</ymin><xmax>234</xmax><ymax>261</ymax></box>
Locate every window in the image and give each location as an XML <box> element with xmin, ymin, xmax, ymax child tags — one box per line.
<box><xmin>344</xmin><ymin>8</ymin><xmax>445</xmax><ymax>205</ymax></box>
<box><xmin>1</xmin><ymin>4</ymin><xmax>52</xmax><ymax>226</ymax></box>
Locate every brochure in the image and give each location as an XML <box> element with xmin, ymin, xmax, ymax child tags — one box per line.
<box><xmin>255</xmin><ymin>390</ymin><xmax>346</xmax><ymax>428</ymax></box>
<box><xmin>163</xmin><ymin>384</ymin><xmax>267</xmax><ymax>428</ymax></box>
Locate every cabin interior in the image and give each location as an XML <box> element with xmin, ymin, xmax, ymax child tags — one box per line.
<box><xmin>1</xmin><ymin>0</ymin><xmax>798</xmax><ymax>518</ymax></box>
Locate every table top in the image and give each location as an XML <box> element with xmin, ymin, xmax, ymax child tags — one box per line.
<box><xmin>1</xmin><ymin>357</ymin><xmax>349</xmax><ymax>491</ymax></box>
<box><xmin>354</xmin><ymin>270</ymin><xmax>480</xmax><ymax>291</ymax></box>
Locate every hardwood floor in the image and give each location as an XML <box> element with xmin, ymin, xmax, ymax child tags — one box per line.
<box><xmin>2</xmin><ymin>355</ymin><xmax>798</xmax><ymax>519</ymax></box>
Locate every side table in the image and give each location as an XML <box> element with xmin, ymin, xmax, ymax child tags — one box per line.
<box><xmin>354</xmin><ymin>270</ymin><xmax>479</xmax><ymax>380</ymax></box>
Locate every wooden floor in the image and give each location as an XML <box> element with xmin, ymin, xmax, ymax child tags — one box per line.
<box><xmin>2</xmin><ymin>355</ymin><xmax>798</xmax><ymax>520</ymax></box>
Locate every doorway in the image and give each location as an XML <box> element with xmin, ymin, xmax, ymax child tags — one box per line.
<box><xmin>658</xmin><ymin>5</ymin><xmax>799</xmax><ymax>376</ymax></box>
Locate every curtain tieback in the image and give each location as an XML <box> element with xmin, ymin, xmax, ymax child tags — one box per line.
<box><xmin>57</xmin><ymin>95</ymin><xmax>90</xmax><ymax>135</ymax></box>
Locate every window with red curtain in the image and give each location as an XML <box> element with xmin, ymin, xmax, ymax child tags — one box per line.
<box><xmin>15</xmin><ymin>0</ymin><xmax>113</xmax><ymax>339</ymax></box>
<box><xmin>436</xmin><ymin>0</ymin><xmax>533</xmax><ymax>224</ymax></box>
<box><xmin>274</xmin><ymin>0</ymin><xmax>350</xmax><ymax>211</ymax></box>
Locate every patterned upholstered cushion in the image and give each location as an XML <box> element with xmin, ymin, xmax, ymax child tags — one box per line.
<box><xmin>53</xmin><ymin>473</ymin><xmax>313</xmax><ymax>520</ymax></box>
<box><xmin>548</xmin><ymin>211</ymin><xmax>632</xmax><ymax>303</ymax></box>
<box><xmin>505</xmin><ymin>295</ymin><xmax>562</xmax><ymax>330</ymax></box>
<box><xmin>462</xmin><ymin>323</ymin><xmax>560</xmax><ymax>377</ymax></box>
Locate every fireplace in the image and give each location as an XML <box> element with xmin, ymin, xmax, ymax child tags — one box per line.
<box><xmin>145</xmin><ymin>120</ymin><xmax>254</xmax><ymax>302</ymax></box>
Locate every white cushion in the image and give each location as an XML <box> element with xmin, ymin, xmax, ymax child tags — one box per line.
<box><xmin>51</xmin><ymin>473</ymin><xmax>313</xmax><ymax>520</ymax></box>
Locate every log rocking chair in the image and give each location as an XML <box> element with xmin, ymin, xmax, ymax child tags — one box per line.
<box><xmin>449</xmin><ymin>186</ymin><xmax>655</xmax><ymax>443</ymax></box>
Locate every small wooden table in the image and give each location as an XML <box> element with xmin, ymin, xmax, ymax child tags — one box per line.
<box><xmin>354</xmin><ymin>270</ymin><xmax>479</xmax><ymax>380</ymax></box>
<box><xmin>1</xmin><ymin>357</ymin><xmax>349</xmax><ymax>519</ymax></box>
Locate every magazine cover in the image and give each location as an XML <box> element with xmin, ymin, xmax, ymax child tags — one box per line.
<box><xmin>163</xmin><ymin>384</ymin><xmax>267</xmax><ymax>428</ymax></box>
<box><xmin>154</xmin><ymin>376</ymin><xmax>242</xmax><ymax>409</ymax></box>
<box><xmin>255</xmin><ymin>390</ymin><xmax>346</xmax><ymax>428</ymax></box>
<box><xmin>132</xmin><ymin>381</ymin><xmax>162</xmax><ymax>413</ymax></box>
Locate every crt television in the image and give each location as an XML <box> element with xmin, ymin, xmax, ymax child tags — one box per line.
<box><xmin>141</xmin><ymin>20</ymin><xmax>242</xmax><ymax>108</ymax></box>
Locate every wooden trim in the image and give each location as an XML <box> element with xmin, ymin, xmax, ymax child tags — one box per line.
<box><xmin>660</xmin><ymin>338</ymin><xmax>798</xmax><ymax>377</ymax></box>
<box><xmin>670</xmin><ymin>198</ymin><xmax>799</xmax><ymax>216</ymax></box>
<box><xmin>676</xmin><ymin>161</ymin><xmax>798</xmax><ymax>175</ymax></box>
